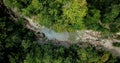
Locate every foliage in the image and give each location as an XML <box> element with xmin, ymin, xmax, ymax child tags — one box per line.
<box><xmin>113</xmin><ymin>42</ymin><xmax>120</xmax><ymax>47</ymax></box>
<box><xmin>4</xmin><ymin>0</ymin><xmax>87</xmax><ymax>32</ymax></box>
<box><xmin>101</xmin><ymin>53</ymin><xmax>110</xmax><ymax>62</ymax></box>
<box><xmin>5</xmin><ymin>0</ymin><xmax>120</xmax><ymax>33</ymax></box>
<box><xmin>23</xmin><ymin>44</ymin><xmax>119</xmax><ymax>63</ymax></box>
<box><xmin>1</xmin><ymin>0</ymin><xmax>120</xmax><ymax>63</ymax></box>
<box><xmin>0</xmin><ymin>13</ymin><xmax>119</xmax><ymax>62</ymax></box>
<box><xmin>4</xmin><ymin>0</ymin><xmax>120</xmax><ymax>33</ymax></box>
<box><xmin>4</xmin><ymin>0</ymin><xmax>32</xmax><ymax>8</ymax></box>
<box><xmin>84</xmin><ymin>0</ymin><xmax>120</xmax><ymax>33</ymax></box>
<box><xmin>0</xmin><ymin>9</ymin><xmax>36</xmax><ymax>63</ymax></box>
<box><xmin>84</xmin><ymin>8</ymin><xmax>101</xmax><ymax>30</ymax></box>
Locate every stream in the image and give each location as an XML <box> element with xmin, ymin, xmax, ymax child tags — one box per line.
<box><xmin>24</xmin><ymin>17</ymin><xmax>120</xmax><ymax>57</ymax></box>
<box><xmin>1</xmin><ymin>0</ymin><xmax>120</xmax><ymax>58</ymax></box>
<box><xmin>24</xmin><ymin>17</ymin><xmax>83</xmax><ymax>42</ymax></box>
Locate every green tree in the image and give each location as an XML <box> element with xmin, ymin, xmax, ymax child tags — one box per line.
<box><xmin>85</xmin><ymin>0</ymin><xmax>120</xmax><ymax>33</ymax></box>
<box><xmin>1</xmin><ymin>1</ymin><xmax>120</xmax><ymax>63</ymax></box>
<box><xmin>4</xmin><ymin>0</ymin><xmax>88</xmax><ymax>32</ymax></box>
<box><xmin>84</xmin><ymin>8</ymin><xmax>101</xmax><ymax>30</ymax></box>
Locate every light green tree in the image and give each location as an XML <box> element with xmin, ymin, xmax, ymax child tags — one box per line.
<box><xmin>4</xmin><ymin>0</ymin><xmax>87</xmax><ymax>32</ymax></box>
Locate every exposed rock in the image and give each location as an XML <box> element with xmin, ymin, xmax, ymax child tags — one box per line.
<box><xmin>1</xmin><ymin>0</ymin><xmax>120</xmax><ymax>57</ymax></box>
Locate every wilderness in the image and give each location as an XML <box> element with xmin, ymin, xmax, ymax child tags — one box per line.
<box><xmin>0</xmin><ymin>0</ymin><xmax>120</xmax><ymax>63</ymax></box>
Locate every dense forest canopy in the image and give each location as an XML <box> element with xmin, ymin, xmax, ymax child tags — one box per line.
<box><xmin>4</xmin><ymin>0</ymin><xmax>87</xmax><ymax>32</ymax></box>
<box><xmin>4</xmin><ymin>0</ymin><xmax>120</xmax><ymax>33</ymax></box>
<box><xmin>85</xmin><ymin>0</ymin><xmax>120</xmax><ymax>34</ymax></box>
<box><xmin>0</xmin><ymin>0</ymin><xmax>120</xmax><ymax>63</ymax></box>
<box><xmin>0</xmin><ymin>14</ymin><xmax>119</xmax><ymax>62</ymax></box>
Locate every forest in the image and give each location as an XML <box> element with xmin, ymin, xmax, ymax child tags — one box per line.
<box><xmin>0</xmin><ymin>0</ymin><xmax>120</xmax><ymax>63</ymax></box>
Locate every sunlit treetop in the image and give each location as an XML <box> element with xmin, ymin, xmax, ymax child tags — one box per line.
<box><xmin>4</xmin><ymin>0</ymin><xmax>87</xmax><ymax>32</ymax></box>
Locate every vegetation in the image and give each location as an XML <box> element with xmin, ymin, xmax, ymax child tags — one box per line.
<box><xmin>1</xmin><ymin>0</ymin><xmax>120</xmax><ymax>63</ymax></box>
<box><xmin>4</xmin><ymin>0</ymin><xmax>87</xmax><ymax>32</ymax></box>
<box><xmin>84</xmin><ymin>0</ymin><xmax>120</xmax><ymax>34</ymax></box>
<box><xmin>0</xmin><ymin>9</ymin><xmax>36</xmax><ymax>63</ymax></box>
<box><xmin>0</xmin><ymin>8</ymin><xmax>119</xmax><ymax>62</ymax></box>
<box><xmin>113</xmin><ymin>42</ymin><xmax>120</xmax><ymax>47</ymax></box>
<box><xmin>23</xmin><ymin>44</ymin><xmax>118</xmax><ymax>63</ymax></box>
<box><xmin>4</xmin><ymin>0</ymin><xmax>120</xmax><ymax>33</ymax></box>
<box><xmin>0</xmin><ymin>12</ymin><xmax>119</xmax><ymax>63</ymax></box>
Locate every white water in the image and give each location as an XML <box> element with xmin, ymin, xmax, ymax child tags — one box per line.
<box><xmin>40</xmin><ymin>26</ymin><xmax>69</xmax><ymax>41</ymax></box>
<box><xmin>24</xmin><ymin>17</ymin><xmax>70</xmax><ymax>41</ymax></box>
<box><xmin>24</xmin><ymin>17</ymin><xmax>120</xmax><ymax>57</ymax></box>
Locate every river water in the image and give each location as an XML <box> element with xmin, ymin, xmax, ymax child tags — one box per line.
<box><xmin>24</xmin><ymin>17</ymin><xmax>120</xmax><ymax>57</ymax></box>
